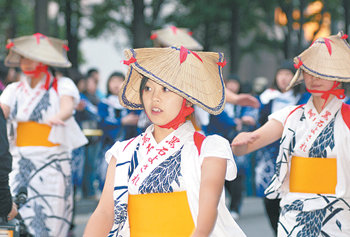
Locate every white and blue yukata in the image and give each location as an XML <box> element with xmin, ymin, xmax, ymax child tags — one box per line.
<box><xmin>255</xmin><ymin>88</ymin><xmax>310</xmax><ymax>196</ymax></box>
<box><xmin>0</xmin><ymin>74</ymin><xmax>87</xmax><ymax>237</ymax></box>
<box><xmin>104</xmin><ymin>121</ymin><xmax>246</xmax><ymax>237</ymax></box>
<box><xmin>265</xmin><ymin>97</ymin><xmax>350</xmax><ymax>236</ymax></box>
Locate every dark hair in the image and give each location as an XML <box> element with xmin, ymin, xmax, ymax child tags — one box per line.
<box><xmin>87</xmin><ymin>68</ymin><xmax>98</xmax><ymax>77</ymax></box>
<box><xmin>226</xmin><ymin>73</ymin><xmax>240</xmax><ymax>83</ymax></box>
<box><xmin>106</xmin><ymin>71</ymin><xmax>125</xmax><ymax>96</ymax></box>
<box><xmin>139</xmin><ymin>76</ymin><xmax>149</xmax><ymax>107</ymax></box>
<box><xmin>272</xmin><ymin>59</ymin><xmax>302</xmax><ymax>95</ymax></box>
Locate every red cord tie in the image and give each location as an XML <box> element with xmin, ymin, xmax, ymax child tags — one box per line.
<box><xmin>159</xmin><ymin>99</ymin><xmax>194</xmax><ymax>130</ymax></box>
<box><xmin>323</xmin><ymin>38</ymin><xmax>333</xmax><ymax>56</ymax></box>
<box><xmin>6</xmin><ymin>42</ymin><xmax>14</xmax><ymax>49</ymax></box>
<box><xmin>123</xmin><ymin>57</ymin><xmax>136</xmax><ymax>65</ymax></box>
<box><xmin>307</xmin><ymin>81</ymin><xmax>345</xmax><ymax>109</ymax></box>
<box><xmin>62</xmin><ymin>44</ymin><xmax>70</xmax><ymax>51</ymax></box>
<box><xmin>341</xmin><ymin>34</ymin><xmax>348</xmax><ymax>40</ymax></box>
<box><xmin>179</xmin><ymin>46</ymin><xmax>203</xmax><ymax>64</ymax></box>
<box><xmin>217</xmin><ymin>59</ymin><xmax>227</xmax><ymax>68</ymax></box>
<box><xmin>22</xmin><ymin>63</ymin><xmax>51</xmax><ymax>90</ymax></box>
<box><xmin>170</xmin><ymin>26</ymin><xmax>178</xmax><ymax>34</ymax></box>
<box><xmin>33</xmin><ymin>33</ymin><xmax>47</xmax><ymax>44</ymax></box>
<box><xmin>294</xmin><ymin>58</ymin><xmax>303</xmax><ymax>69</ymax></box>
<box><xmin>150</xmin><ymin>33</ymin><xmax>158</xmax><ymax>40</ymax></box>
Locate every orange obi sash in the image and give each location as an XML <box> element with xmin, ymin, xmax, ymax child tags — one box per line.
<box><xmin>128</xmin><ymin>191</ymin><xmax>195</xmax><ymax>237</ymax></box>
<box><xmin>289</xmin><ymin>156</ymin><xmax>337</xmax><ymax>194</ymax></box>
<box><xmin>16</xmin><ymin>121</ymin><xmax>59</xmax><ymax>147</ymax></box>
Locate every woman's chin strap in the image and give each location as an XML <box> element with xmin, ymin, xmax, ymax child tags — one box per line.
<box><xmin>22</xmin><ymin>63</ymin><xmax>54</xmax><ymax>91</ymax></box>
<box><xmin>307</xmin><ymin>81</ymin><xmax>345</xmax><ymax>109</ymax></box>
<box><xmin>159</xmin><ymin>99</ymin><xmax>194</xmax><ymax>130</ymax></box>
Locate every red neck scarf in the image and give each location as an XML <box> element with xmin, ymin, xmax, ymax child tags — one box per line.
<box><xmin>307</xmin><ymin>81</ymin><xmax>345</xmax><ymax>109</ymax></box>
<box><xmin>158</xmin><ymin>99</ymin><xmax>194</xmax><ymax>130</ymax></box>
<box><xmin>22</xmin><ymin>63</ymin><xmax>55</xmax><ymax>91</ymax></box>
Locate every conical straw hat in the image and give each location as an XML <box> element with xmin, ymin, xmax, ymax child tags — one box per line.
<box><xmin>151</xmin><ymin>26</ymin><xmax>203</xmax><ymax>51</ymax></box>
<box><xmin>5</xmin><ymin>33</ymin><xmax>71</xmax><ymax>68</ymax></box>
<box><xmin>287</xmin><ymin>31</ymin><xmax>350</xmax><ymax>90</ymax></box>
<box><xmin>119</xmin><ymin>46</ymin><xmax>226</xmax><ymax>115</ymax></box>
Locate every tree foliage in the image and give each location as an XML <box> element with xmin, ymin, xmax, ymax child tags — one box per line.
<box><xmin>85</xmin><ymin>0</ymin><xmax>168</xmax><ymax>47</ymax></box>
<box><xmin>0</xmin><ymin>0</ymin><xmax>34</xmax><ymax>58</ymax></box>
<box><xmin>0</xmin><ymin>0</ymin><xmax>348</xmax><ymax>72</ymax></box>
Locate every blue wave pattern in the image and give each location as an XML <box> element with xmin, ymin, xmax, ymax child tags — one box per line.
<box><xmin>309</xmin><ymin>116</ymin><xmax>336</xmax><ymax>158</ymax></box>
<box><xmin>139</xmin><ymin>147</ymin><xmax>183</xmax><ymax>194</ymax></box>
<box><xmin>13</xmin><ymin>152</ymin><xmax>72</xmax><ymax>236</ymax></box>
<box><xmin>109</xmin><ymin>200</ymin><xmax>127</xmax><ymax>237</ymax></box>
<box><xmin>29</xmin><ymin>91</ymin><xmax>51</xmax><ymax>122</ymax></box>
<box><xmin>280</xmin><ymin>197</ymin><xmax>349</xmax><ymax>236</ymax></box>
<box><xmin>14</xmin><ymin>157</ymin><xmax>35</xmax><ymax>193</ymax></box>
<box><xmin>108</xmin><ymin>142</ymin><xmax>139</xmax><ymax>237</ymax></box>
<box><xmin>30</xmin><ymin>203</ymin><xmax>50</xmax><ymax>237</ymax></box>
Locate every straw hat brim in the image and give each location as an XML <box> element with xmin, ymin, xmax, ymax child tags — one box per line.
<box><xmin>119</xmin><ymin>47</ymin><xmax>226</xmax><ymax>115</ymax></box>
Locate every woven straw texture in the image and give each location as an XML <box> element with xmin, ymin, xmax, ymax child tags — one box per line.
<box><xmin>287</xmin><ymin>31</ymin><xmax>350</xmax><ymax>90</ymax></box>
<box><xmin>119</xmin><ymin>47</ymin><xmax>226</xmax><ymax>115</ymax></box>
<box><xmin>5</xmin><ymin>34</ymin><xmax>71</xmax><ymax>68</ymax></box>
<box><xmin>152</xmin><ymin>27</ymin><xmax>203</xmax><ymax>51</ymax></box>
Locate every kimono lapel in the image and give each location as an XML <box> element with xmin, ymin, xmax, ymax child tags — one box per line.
<box><xmin>16</xmin><ymin>75</ymin><xmax>49</xmax><ymax>120</ymax></box>
<box><xmin>129</xmin><ymin>121</ymin><xmax>194</xmax><ymax>192</ymax></box>
<box><xmin>296</xmin><ymin>98</ymin><xmax>342</xmax><ymax>154</ymax></box>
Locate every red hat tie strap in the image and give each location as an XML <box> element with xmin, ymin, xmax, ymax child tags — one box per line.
<box><xmin>307</xmin><ymin>81</ymin><xmax>345</xmax><ymax>109</ymax></box>
<box><xmin>159</xmin><ymin>99</ymin><xmax>194</xmax><ymax>130</ymax></box>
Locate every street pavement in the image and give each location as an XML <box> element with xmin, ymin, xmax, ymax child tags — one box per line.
<box><xmin>73</xmin><ymin>196</ymin><xmax>275</xmax><ymax>237</ymax></box>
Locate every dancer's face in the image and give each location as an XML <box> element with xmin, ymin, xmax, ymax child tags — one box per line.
<box><xmin>141</xmin><ymin>79</ymin><xmax>183</xmax><ymax>127</ymax></box>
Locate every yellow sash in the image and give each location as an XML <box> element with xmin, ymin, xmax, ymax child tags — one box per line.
<box><xmin>289</xmin><ymin>156</ymin><xmax>337</xmax><ymax>194</ymax></box>
<box><xmin>16</xmin><ymin>121</ymin><xmax>59</xmax><ymax>147</ymax></box>
<box><xmin>128</xmin><ymin>191</ymin><xmax>195</xmax><ymax>237</ymax></box>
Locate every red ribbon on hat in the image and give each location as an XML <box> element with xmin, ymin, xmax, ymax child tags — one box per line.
<box><xmin>307</xmin><ymin>81</ymin><xmax>345</xmax><ymax>109</ymax></box>
<box><xmin>180</xmin><ymin>46</ymin><xmax>203</xmax><ymax>64</ymax></box>
<box><xmin>323</xmin><ymin>38</ymin><xmax>333</xmax><ymax>56</ymax></box>
<box><xmin>188</xmin><ymin>31</ymin><xmax>193</xmax><ymax>36</ymax></box>
<box><xmin>294</xmin><ymin>58</ymin><xmax>303</xmax><ymax>69</ymax></box>
<box><xmin>6</xmin><ymin>42</ymin><xmax>14</xmax><ymax>49</ymax></box>
<box><xmin>123</xmin><ymin>57</ymin><xmax>136</xmax><ymax>65</ymax></box>
<box><xmin>150</xmin><ymin>33</ymin><xmax>158</xmax><ymax>40</ymax></box>
<box><xmin>33</xmin><ymin>33</ymin><xmax>47</xmax><ymax>44</ymax></box>
<box><xmin>159</xmin><ymin>99</ymin><xmax>194</xmax><ymax>130</ymax></box>
<box><xmin>62</xmin><ymin>44</ymin><xmax>70</xmax><ymax>51</ymax></box>
<box><xmin>170</xmin><ymin>26</ymin><xmax>178</xmax><ymax>34</ymax></box>
<box><xmin>341</xmin><ymin>34</ymin><xmax>348</xmax><ymax>40</ymax></box>
<box><xmin>217</xmin><ymin>59</ymin><xmax>226</xmax><ymax>68</ymax></box>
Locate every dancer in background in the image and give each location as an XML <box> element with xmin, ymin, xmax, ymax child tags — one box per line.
<box><xmin>0</xmin><ymin>33</ymin><xmax>87</xmax><ymax>237</ymax></box>
<box><xmin>97</xmin><ymin>71</ymin><xmax>138</xmax><ymax>190</ymax></box>
<box><xmin>232</xmin><ymin>32</ymin><xmax>350</xmax><ymax>237</ymax></box>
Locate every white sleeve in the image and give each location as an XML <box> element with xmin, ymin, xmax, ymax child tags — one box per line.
<box><xmin>105</xmin><ymin>137</ymin><xmax>139</xmax><ymax>164</ymax></box>
<box><xmin>0</xmin><ymin>82</ymin><xmax>18</xmax><ymax>109</ymax></box>
<box><xmin>105</xmin><ymin>141</ymin><xmax>122</xmax><ymax>164</ymax></box>
<box><xmin>268</xmin><ymin>105</ymin><xmax>298</xmax><ymax>125</ymax></box>
<box><xmin>200</xmin><ymin>135</ymin><xmax>237</xmax><ymax>181</ymax></box>
<box><xmin>57</xmin><ymin>77</ymin><xmax>80</xmax><ymax>105</ymax></box>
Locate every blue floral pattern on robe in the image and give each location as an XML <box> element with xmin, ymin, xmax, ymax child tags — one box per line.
<box><xmin>280</xmin><ymin>112</ymin><xmax>349</xmax><ymax>236</ymax></box>
<box><xmin>139</xmin><ymin>147</ymin><xmax>182</xmax><ymax>194</ymax></box>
